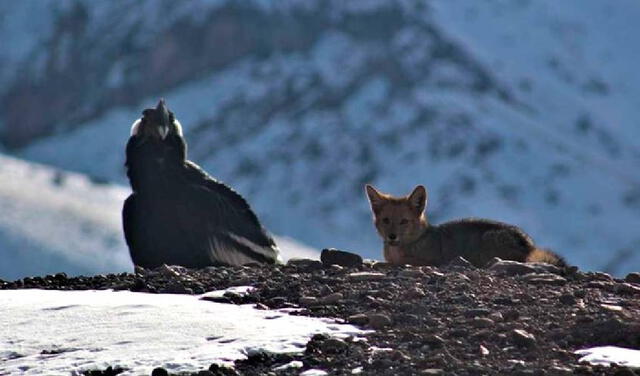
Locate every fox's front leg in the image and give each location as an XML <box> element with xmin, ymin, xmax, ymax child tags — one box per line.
<box><xmin>384</xmin><ymin>246</ymin><xmax>405</xmax><ymax>264</ymax></box>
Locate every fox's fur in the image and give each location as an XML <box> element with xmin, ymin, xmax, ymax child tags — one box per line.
<box><xmin>365</xmin><ymin>184</ymin><xmax>566</xmax><ymax>268</ymax></box>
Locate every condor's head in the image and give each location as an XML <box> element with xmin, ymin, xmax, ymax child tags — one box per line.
<box><xmin>126</xmin><ymin>99</ymin><xmax>187</xmax><ymax>186</ymax></box>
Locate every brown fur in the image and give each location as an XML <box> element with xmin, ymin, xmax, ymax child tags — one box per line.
<box><xmin>365</xmin><ymin>184</ymin><xmax>566</xmax><ymax>268</ymax></box>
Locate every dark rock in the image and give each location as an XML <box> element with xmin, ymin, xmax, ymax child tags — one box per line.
<box><xmin>83</xmin><ymin>366</ymin><xmax>125</xmax><ymax>376</ymax></box>
<box><xmin>574</xmin><ymin>365</ymin><xmax>593</xmax><ymax>374</ymax></box>
<box><xmin>447</xmin><ymin>256</ymin><xmax>476</xmax><ymax>269</ymax></box>
<box><xmin>321</xmin><ymin>248</ymin><xmax>363</xmax><ymax>268</ymax></box>
<box><xmin>157</xmin><ymin>264</ymin><xmax>185</xmax><ymax>278</ymax></box>
<box><xmin>201</xmin><ymin>295</ymin><xmax>232</xmax><ymax>304</ymax></box>
<box><xmin>470</xmin><ymin>317</ymin><xmax>494</xmax><ymax>328</ymax></box>
<box><xmin>347</xmin><ymin>272</ymin><xmax>387</xmax><ymax>282</ymax></box>
<box><xmin>328</xmin><ymin>264</ymin><xmax>345</xmax><ymax>273</ymax></box>
<box><xmin>403</xmin><ymin>286</ymin><xmax>426</xmax><ymax>299</ymax></box>
<box><xmin>367</xmin><ymin>313</ymin><xmax>391</xmax><ymax>329</ymax></box>
<box><xmin>559</xmin><ymin>293</ymin><xmax>577</xmax><ymax>305</ymax></box>
<box><xmin>347</xmin><ymin>313</ymin><xmax>369</xmax><ymax>325</ymax></box>
<box><xmin>299</xmin><ymin>296</ymin><xmax>318</xmax><ymax>306</ymax></box>
<box><xmin>151</xmin><ymin>368</ymin><xmax>169</xmax><ymax>376</ymax></box>
<box><xmin>398</xmin><ymin>269</ymin><xmax>426</xmax><ymax>278</ymax></box>
<box><xmin>573</xmin><ymin>290</ymin><xmax>587</xmax><ymax>298</ymax></box>
<box><xmin>371</xmin><ymin>262</ymin><xmax>394</xmax><ymax>271</ymax></box>
<box><xmin>527</xmin><ymin>262</ymin><xmax>563</xmax><ymax>275</ymax></box>
<box><xmin>625</xmin><ymin>272</ymin><xmax>640</xmax><ymax>284</ymax></box>
<box><xmin>305</xmin><ymin>333</ymin><xmax>330</xmax><ymax>354</ymax></box>
<box><xmin>254</xmin><ymin>303</ymin><xmax>269</xmax><ymax>310</ymax></box>
<box><xmin>493</xmin><ymin>296</ymin><xmax>516</xmax><ymax>305</ymax></box>
<box><xmin>286</xmin><ymin>258</ymin><xmax>323</xmax><ymax>272</ymax></box>
<box><xmin>489</xmin><ymin>311</ymin><xmax>504</xmax><ymax>322</ymax></box>
<box><xmin>489</xmin><ymin>260</ymin><xmax>538</xmax><ymax>276</ymax></box>
<box><xmin>547</xmin><ymin>366</ymin><xmax>572</xmax><ymax>375</ymax></box>
<box><xmin>423</xmin><ymin>335</ymin><xmax>446</xmax><ymax>348</ymax></box>
<box><xmin>207</xmin><ymin>363</ymin><xmax>238</xmax><ymax>375</ymax></box>
<box><xmin>130</xmin><ymin>278</ymin><xmax>148</xmax><ymax>292</ymax></box>
<box><xmin>464</xmin><ymin>308</ymin><xmax>492</xmax><ymax>318</ymax></box>
<box><xmin>396</xmin><ymin>313</ymin><xmax>421</xmax><ymax>325</ymax></box>
<box><xmin>449</xmin><ymin>328</ymin><xmax>469</xmax><ymax>338</ymax></box>
<box><xmin>586</xmin><ymin>281</ymin><xmax>614</xmax><ymax>290</ymax></box>
<box><xmin>615</xmin><ymin>283</ymin><xmax>640</xmax><ymax>295</ymax></box>
<box><xmin>134</xmin><ymin>265</ymin><xmax>147</xmax><ymax>276</ymax></box>
<box><xmin>318</xmin><ymin>292</ymin><xmax>343</xmax><ymax>305</ymax></box>
<box><xmin>453</xmin><ymin>272</ymin><xmax>472</xmax><ymax>282</ymax></box>
<box><xmin>520</xmin><ymin>273</ymin><xmax>567</xmax><ymax>286</ymax></box>
<box><xmin>513</xmin><ymin>370</ymin><xmax>536</xmax><ymax>376</ymax></box>
<box><xmin>512</xmin><ymin>329</ymin><xmax>536</xmax><ymax>348</ymax></box>
<box><xmin>485</xmin><ymin>257</ymin><xmax>503</xmax><ymax>267</ymax></box>
<box><xmin>593</xmin><ymin>272</ymin><xmax>614</xmax><ymax>281</ymax></box>
<box><xmin>268</xmin><ymin>296</ymin><xmax>287</xmax><ymax>307</ymax></box>
<box><xmin>320</xmin><ymin>337</ymin><xmax>348</xmax><ymax>353</ymax></box>
<box><xmin>570</xmin><ymin>318</ymin><xmax>640</xmax><ymax>348</ymax></box>
<box><xmin>613</xmin><ymin>368</ymin><xmax>637</xmax><ymax>376</ymax></box>
<box><xmin>318</xmin><ymin>284</ymin><xmax>334</xmax><ymax>295</ymax></box>
<box><xmin>158</xmin><ymin>281</ymin><xmax>193</xmax><ymax>294</ymax></box>
<box><xmin>489</xmin><ymin>260</ymin><xmax>562</xmax><ymax>276</ymax></box>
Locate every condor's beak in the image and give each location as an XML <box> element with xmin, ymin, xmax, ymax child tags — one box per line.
<box><xmin>156</xmin><ymin>99</ymin><xmax>171</xmax><ymax>140</ymax></box>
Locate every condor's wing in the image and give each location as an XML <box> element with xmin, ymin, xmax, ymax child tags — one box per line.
<box><xmin>122</xmin><ymin>193</ymin><xmax>147</xmax><ymax>267</ymax></box>
<box><xmin>181</xmin><ymin>161</ymin><xmax>281</xmax><ymax>266</ymax></box>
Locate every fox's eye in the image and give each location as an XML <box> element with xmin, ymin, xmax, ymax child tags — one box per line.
<box><xmin>400</xmin><ymin>219</ymin><xmax>408</xmax><ymax>225</ymax></box>
<box><xmin>382</xmin><ymin>218</ymin><xmax>390</xmax><ymax>225</ymax></box>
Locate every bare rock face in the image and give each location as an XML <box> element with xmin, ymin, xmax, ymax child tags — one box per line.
<box><xmin>0</xmin><ymin>3</ymin><xmax>327</xmax><ymax>147</ymax></box>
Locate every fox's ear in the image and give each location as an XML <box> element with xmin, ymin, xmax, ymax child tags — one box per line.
<box><xmin>365</xmin><ymin>184</ymin><xmax>385</xmax><ymax>214</ymax></box>
<box><xmin>408</xmin><ymin>185</ymin><xmax>427</xmax><ymax>214</ymax></box>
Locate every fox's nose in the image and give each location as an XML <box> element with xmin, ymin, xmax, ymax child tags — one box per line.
<box><xmin>388</xmin><ymin>234</ymin><xmax>397</xmax><ymax>241</ymax></box>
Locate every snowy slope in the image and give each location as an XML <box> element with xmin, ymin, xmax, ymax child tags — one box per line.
<box><xmin>0</xmin><ymin>154</ymin><xmax>317</xmax><ymax>281</ymax></box>
<box><xmin>0</xmin><ymin>289</ymin><xmax>362</xmax><ymax>375</ymax></box>
<box><xmin>2</xmin><ymin>1</ymin><xmax>639</xmax><ymax>275</ymax></box>
<box><xmin>0</xmin><ymin>154</ymin><xmax>131</xmax><ymax>280</ymax></box>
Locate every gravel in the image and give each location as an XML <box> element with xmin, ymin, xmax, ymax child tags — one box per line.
<box><xmin>2</xmin><ymin>254</ymin><xmax>640</xmax><ymax>376</ymax></box>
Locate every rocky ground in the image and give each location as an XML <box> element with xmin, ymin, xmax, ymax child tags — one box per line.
<box><xmin>2</xmin><ymin>250</ymin><xmax>640</xmax><ymax>376</ymax></box>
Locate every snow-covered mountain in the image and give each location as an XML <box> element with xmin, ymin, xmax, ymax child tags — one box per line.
<box><xmin>1</xmin><ymin>1</ymin><xmax>639</xmax><ymax>275</ymax></box>
<box><xmin>0</xmin><ymin>154</ymin><xmax>317</xmax><ymax>280</ymax></box>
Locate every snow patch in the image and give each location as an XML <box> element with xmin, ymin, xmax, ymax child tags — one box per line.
<box><xmin>0</xmin><ymin>289</ymin><xmax>363</xmax><ymax>375</ymax></box>
<box><xmin>575</xmin><ymin>346</ymin><xmax>640</xmax><ymax>369</ymax></box>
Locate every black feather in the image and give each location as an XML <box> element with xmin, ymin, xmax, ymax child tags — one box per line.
<box><xmin>123</xmin><ymin>101</ymin><xmax>280</xmax><ymax>268</ymax></box>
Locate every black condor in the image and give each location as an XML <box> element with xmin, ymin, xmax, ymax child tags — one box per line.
<box><xmin>123</xmin><ymin>100</ymin><xmax>281</xmax><ymax>268</ymax></box>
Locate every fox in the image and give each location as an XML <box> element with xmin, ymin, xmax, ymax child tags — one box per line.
<box><xmin>365</xmin><ymin>184</ymin><xmax>566</xmax><ymax>268</ymax></box>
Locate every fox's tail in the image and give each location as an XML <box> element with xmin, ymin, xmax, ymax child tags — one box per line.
<box><xmin>526</xmin><ymin>248</ymin><xmax>567</xmax><ymax>267</ymax></box>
